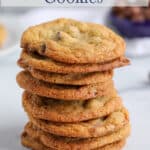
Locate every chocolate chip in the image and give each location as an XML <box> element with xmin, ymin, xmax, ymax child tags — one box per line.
<box><xmin>22</xmin><ymin>132</ymin><xmax>27</xmax><ymax>138</ymax></box>
<box><xmin>40</xmin><ymin>44</ymin><xmax>46</xmax><ymax>53</ymax></box>
<box><xmin>56</xmin><ymin>32</ymin><xmax>62</xmax><ymax>40</ymax></box>
<box><xmin>82</xmin><ymin>101</ymin><xmax>89</xmax><ymax>108</ymax></box>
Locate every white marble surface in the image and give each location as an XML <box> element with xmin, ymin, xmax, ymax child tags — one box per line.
<box><xmin>0</xmin><ymin>47</ymin><xmax>150</xmax><ymax>150</ymax></box>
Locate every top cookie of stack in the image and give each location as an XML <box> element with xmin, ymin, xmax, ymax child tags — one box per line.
<box><xmin>20</xmin><ymin>18</ymin><xmax>129</xmax><ymax>67</ymax></box>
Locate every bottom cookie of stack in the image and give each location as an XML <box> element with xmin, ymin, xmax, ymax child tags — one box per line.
<box><xmin>22</xmin><ymin>133</ymin><xmax>126</xmax><ymax>150</ymax></box>
<box><xmin>21</xmin><ymin>122</ymin><xmax>130</xmax><ymax>150</ymax></box>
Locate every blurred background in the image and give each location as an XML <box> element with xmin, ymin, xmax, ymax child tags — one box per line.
<box><xmin>0</xmin><ymin>7</ymin><xmax>150</xmax><ymax>150</ymax></box>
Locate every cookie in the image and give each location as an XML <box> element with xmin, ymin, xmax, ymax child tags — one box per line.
<box><xmin>17</xmin><ymin>71</ymin><xmax>114</xmax><ymax>101</ymax></box>
<box><xmin>21</xmin><ymin>132</ymin><xmax>54</xmax><ymax>150</ymax></box>
<box><xmin>28</xmin><ymin>108</ymin><xmax>129</xmax><ymax>138</ymax></box>
<box><xmin>28</xmin><ymin>68</ymin><xmax>113</xmax><ymax>85</ymax></box>
<box><xmin>24</xmin><ymin>122</ymin><xmax>130</xmax><ymax>150</ymax></box>
<box><xmin>21</xmin><ymin>18</ymin><xmax>126</xmax><ymax>64</ymax></box>
<box><xmin>22</xmin><ymin>91</ymin><xmax>122</xmax><ymax>123</ymax></box>
<box><xmin>0</xmin><ymin>24</ymin><xmax>7</xmax><ymax>47</ymax></box>
<box><xmin>18</xmin><ymin>50</ymin><xmax>130</xmax><ymax>74</ymax></box>
<box><xmin>21</xmin><ymin>132</ymin><xmax>126</xmax><ymax>150</ymax></box>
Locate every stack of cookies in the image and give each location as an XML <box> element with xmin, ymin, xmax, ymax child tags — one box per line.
<box><xmin>17</xmin><ymin>18</ymin><xmax>131</xmax><ymax>150</ymax></box>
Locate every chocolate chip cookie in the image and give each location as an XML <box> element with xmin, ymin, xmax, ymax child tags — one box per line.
<box><xmin>21</xmin><ymin>18</ymin><xmax>126</xmax><ymax>64</ymax></box>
